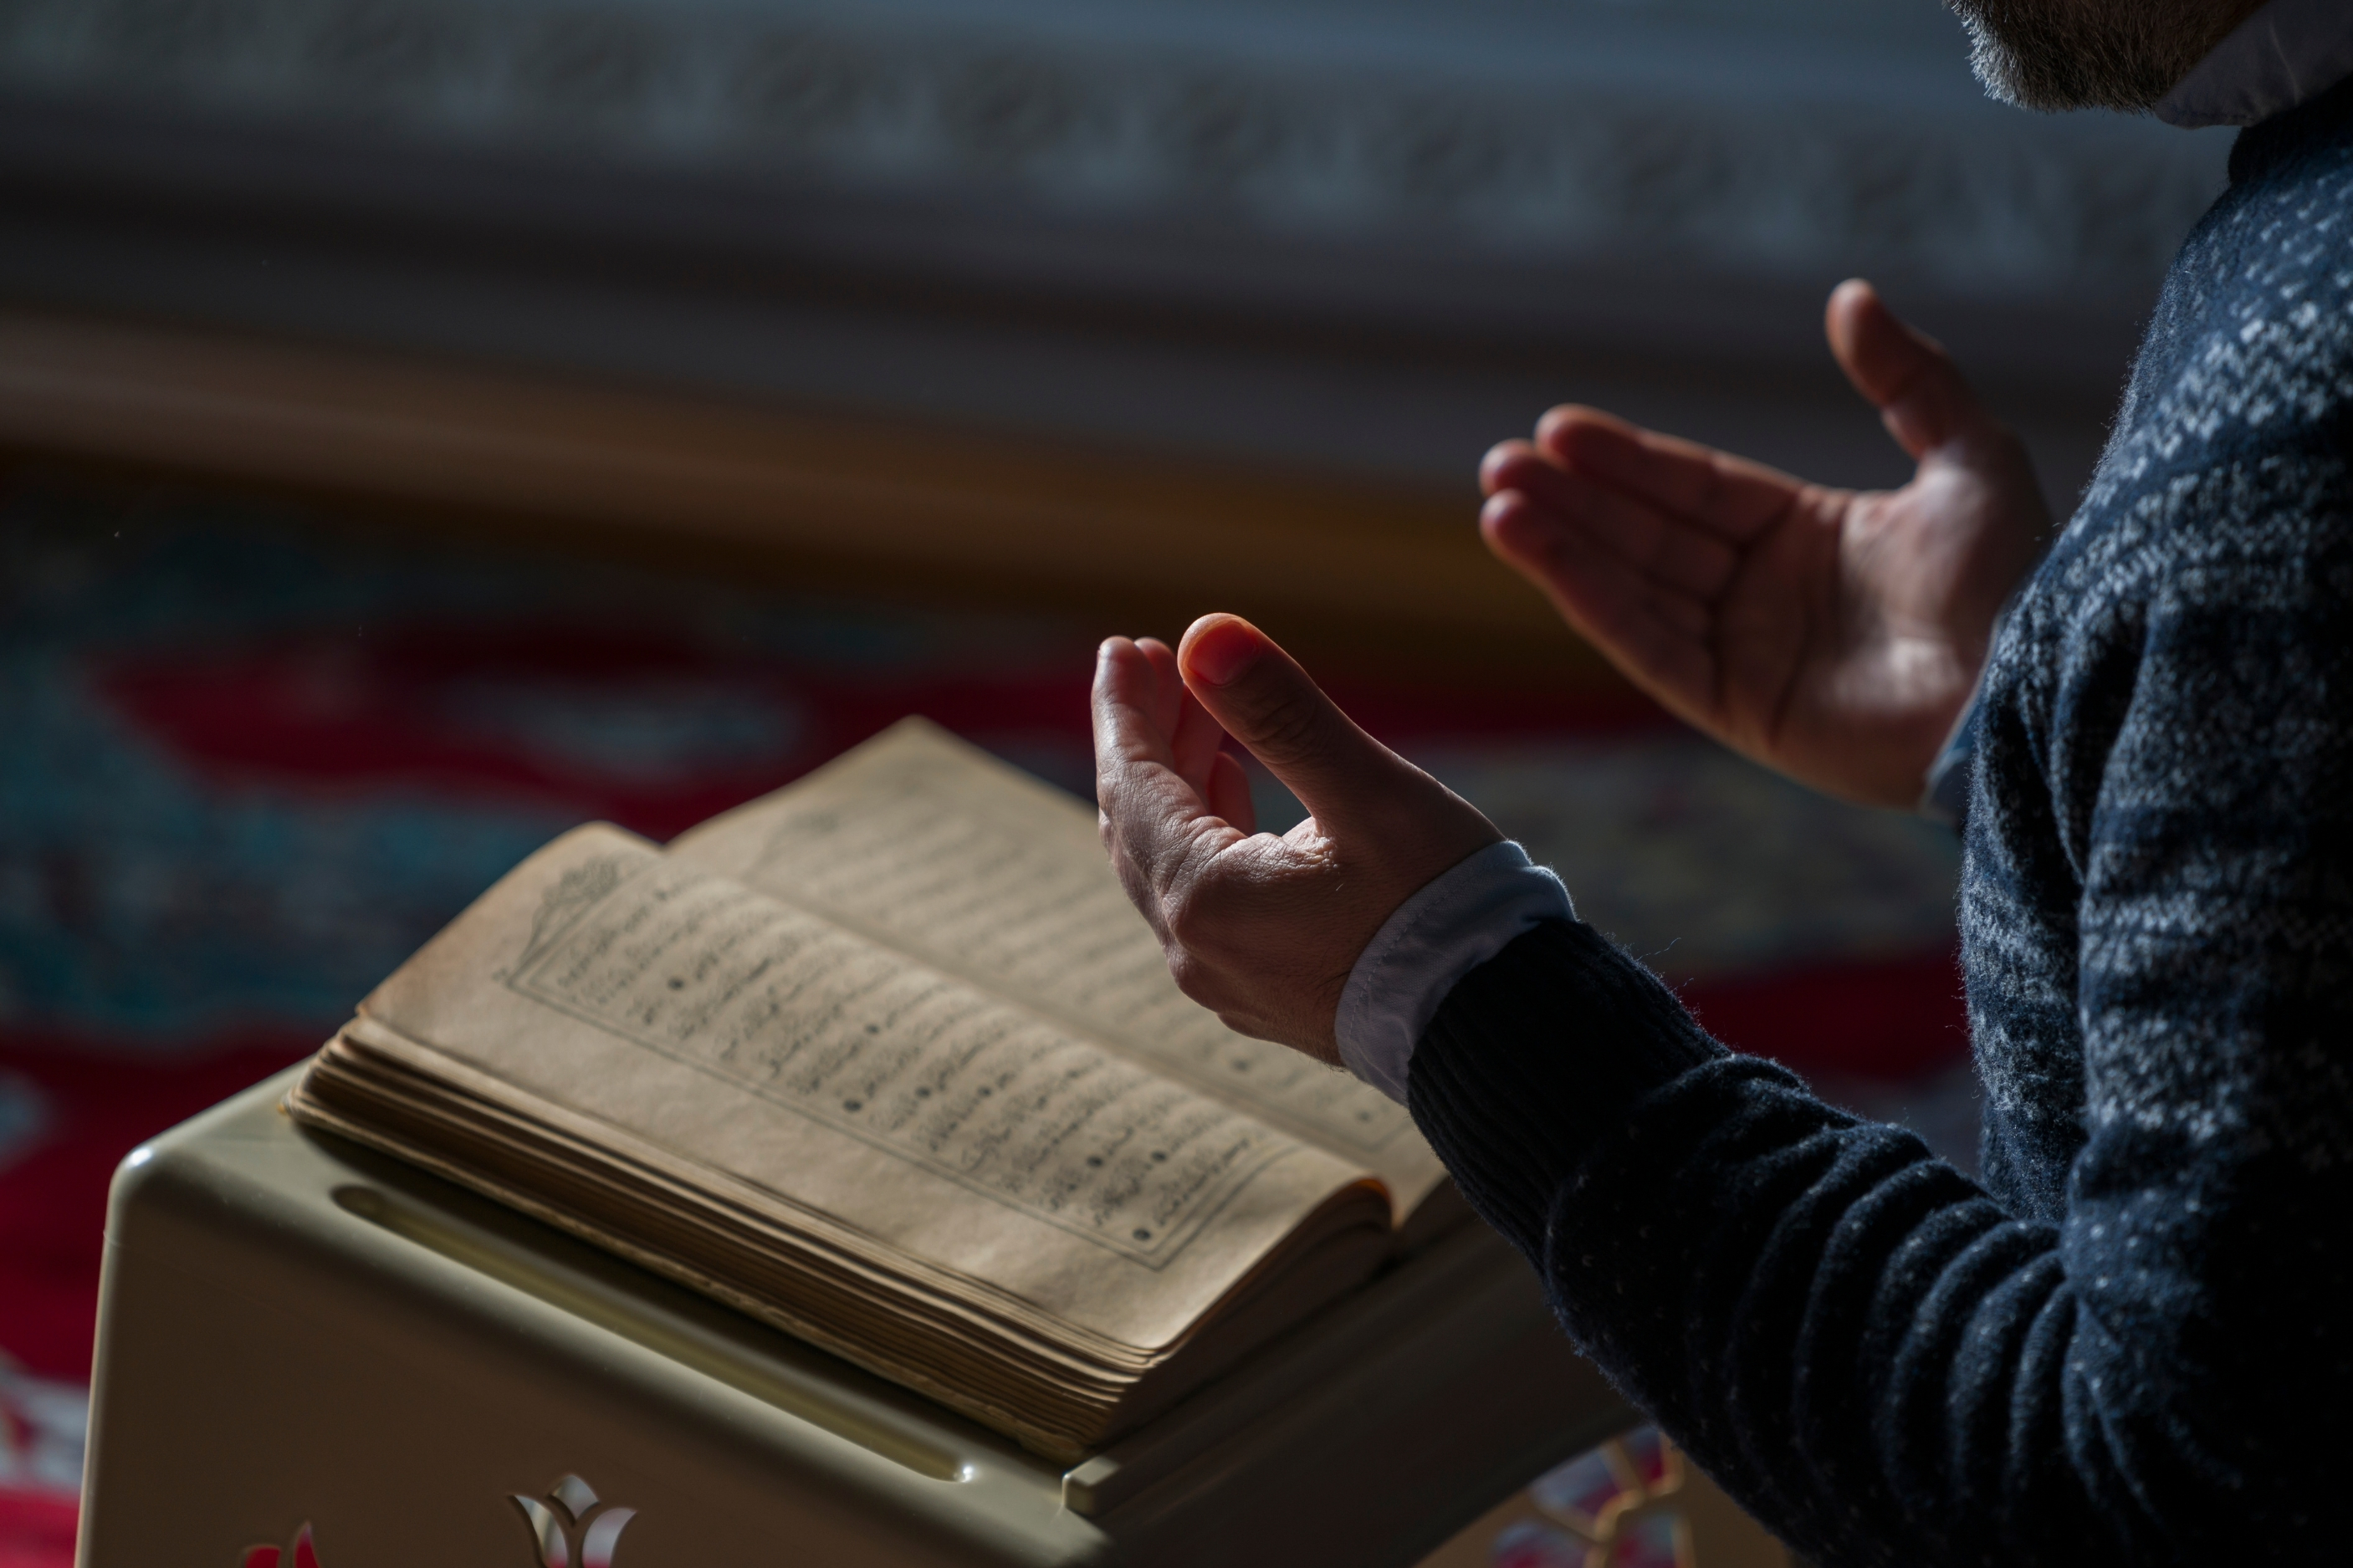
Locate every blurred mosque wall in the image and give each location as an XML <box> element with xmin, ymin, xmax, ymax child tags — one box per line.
<box><xmin>0</xmin><ymin>0</ymin><xmax>2233</xmax><ymax>638</ymax></box>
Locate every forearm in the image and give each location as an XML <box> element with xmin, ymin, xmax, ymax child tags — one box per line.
<box><xmin>1408</xmin><ymin>922</ymin><xmax>2331</xmax><ymax>1567</ymax></box>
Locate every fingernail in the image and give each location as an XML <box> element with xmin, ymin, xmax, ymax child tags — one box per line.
<box><xmin>1184</xmin><ymin>618</ymin><xmax>1260</xmax><ymax>687</ymax></box>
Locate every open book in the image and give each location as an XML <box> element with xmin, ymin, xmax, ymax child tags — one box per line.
<box><xmin>289</xmin><ymin>719</ymin><xmax>1461</xmax><ymax>1459</ymax></box>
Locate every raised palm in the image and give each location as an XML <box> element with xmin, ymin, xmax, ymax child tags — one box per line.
<box><xmin>1480</xmin><ymin>281</ymin><xmax>2049</xmax><ymax>809</ymax></box>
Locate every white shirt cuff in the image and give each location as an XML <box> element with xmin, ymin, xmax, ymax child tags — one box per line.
<box><xmin>1333</xmin><ymin>840</ymin><xmax>1575</xmax><ymax>1105</ymax></box>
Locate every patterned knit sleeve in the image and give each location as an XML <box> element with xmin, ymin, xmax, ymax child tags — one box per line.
<box><xmin>1408</xmin><ymin>478</ymin><xmax>2353</xmax><ymax>1565</ymax></box>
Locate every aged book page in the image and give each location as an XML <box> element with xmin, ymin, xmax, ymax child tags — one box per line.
<box><xmin>667</xmin><ymin>720</ymin><xmax>1454</xmax><ymax>1223</ymax></box>
<box><xmin>319</xmin><ymin>824</ymin><xmax>1388</xmax><ymax>1366</ymax></box>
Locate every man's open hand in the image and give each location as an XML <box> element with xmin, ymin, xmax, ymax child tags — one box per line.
<box><xmin>1093</xmin><ymin>616</ymin><xmax>1501</xmax><ymax>1062</ymax></box>
<box><xmin>1481</xmin><ymin>280</ymin><xmax>2049</xmax><ymax>808</ymax></box>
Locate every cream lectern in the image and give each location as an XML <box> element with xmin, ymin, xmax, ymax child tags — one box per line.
<box><xmin>78</xmin><ymin>1070</ymin><xmax>1630</xmax><ymax>1566</ymax></box>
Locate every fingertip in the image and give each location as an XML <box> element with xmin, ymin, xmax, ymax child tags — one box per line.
<box><xmin>1479</xmin><ymin>488</ymin><xmax>1525</xmax><ymax>538</ymax></box>
<box><xmin>1133</xmin><ymin>636</ymin><xmax>1183</xmax><ymax>685</ymax></box>
<box><xmin>1827</xmin><ymin>276</ymin><xmax>1878</xmax><ymax>321</ymax></box>
<box><xmin>1532</xmin><ymin>406</ymin><xmax>1577</xmax><ymax>453</ymax></box>
<box><xmin>1481</xmin><ymin>441</ymin><xmax>1556</xmax><ymax>498</ymax></box>
<box><xmin>1097</xmin><ymin>634</ymin><xmax>1142</xmax><ymax>676</ymax></box>
<box><xmin>1480</xmin><ymin>491</ymin><xmax>1560</xmax><ymax>568</ymax></box>
<box><xmin>1835</xmin><ymin>280</ymin><xmax>1950</xmax><ymax>371</ymax></box>
<box><xmin>1533</xmin><ymin>405</ymin><xmax>1633</xmax><ymax>467</ymax></box>
<box><xmin>1179</xmin><ymin>613</ymin><xmax>1268</xmax><ymax>689</ymax></box>
<box><xmin>1829</xmin><ymin>288</ymin><xmax>1907</xmax><ymax>397</ymax></box>
<box><xmin>1824</xmin><ymin>283</ymin><xmax>1976</xmax><ymax>462</ymax></box>
<box><xmin>1093</xmin><ymin>636</ymin><xmax>1138</xmax><ymax>690</ymax></box>
<box><xmin>1823</xmin><ymin>278</ymin><xmax>1864</xmax><ymax>358</ymax></box>
<box><xmin>1178</xmin><ymin>613</ymin><xmax>1247</xmax><ymax>643</ymax></box>
<box><xmin>1481</xmin><ymin>438</ymin><xmax>1537</xmax><ymax>494</ymax></box>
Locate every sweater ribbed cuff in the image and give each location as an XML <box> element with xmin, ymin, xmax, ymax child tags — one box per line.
<box><xmin>1405</xmin><ymin>919</ymin><xmax>1723</xmax><ymax>1258</ymax></box>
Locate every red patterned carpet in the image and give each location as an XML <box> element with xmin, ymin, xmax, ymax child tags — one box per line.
<box><xmin>0</xmin><ymin>478</ymin><xmax>1970</xmax><ymax>1560</ymax></box>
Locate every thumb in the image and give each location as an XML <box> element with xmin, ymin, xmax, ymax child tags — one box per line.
<box><xmin>1825</xmin><ymin>278</ymin><xmax>1992</xmax><ymax>461</ymax></box>
<box><xmin>1176</xmin><ymin>614</ymin><xmax>1403</xmax><ymax>829</ymax></box>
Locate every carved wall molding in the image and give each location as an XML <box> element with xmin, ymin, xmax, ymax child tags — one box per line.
<box><xmin>0</xmin><ymin>0</ymin><xmax>2229</xmax><ymax>306</ymax></box>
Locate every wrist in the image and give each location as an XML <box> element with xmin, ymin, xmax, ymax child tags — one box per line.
<box><xmin>1333</xmin><ymin>842</ymin><xmax>1575</xmax><ymax>1103</ymax></box>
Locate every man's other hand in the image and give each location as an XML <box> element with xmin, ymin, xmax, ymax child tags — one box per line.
<box><xmin>1481</xmin><ymin>279</ymin><xmax>2049</xmax><ymax>808</ymax></box>
<box><xmin>1093</xmin><ymin>617</ymin><xmax>1501</xmax><ymax>1061</ymax></box>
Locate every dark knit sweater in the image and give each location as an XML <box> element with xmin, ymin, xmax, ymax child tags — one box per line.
<box><xmin>1409</xmin><ymin>84</ymin><xmax>2353</xmax><ymax>1567</ymax></box>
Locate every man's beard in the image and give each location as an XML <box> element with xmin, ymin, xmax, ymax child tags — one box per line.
<box><xmin>1946</xmin><ymin>0</ymin><xmax>2259</xmax><ymax>112</ymax></box>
